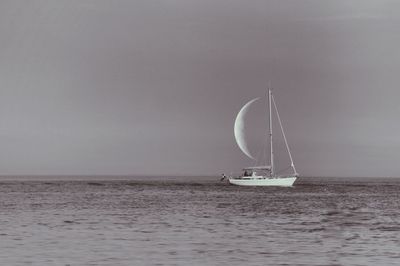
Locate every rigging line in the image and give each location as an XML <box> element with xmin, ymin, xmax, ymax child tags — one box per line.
<box><xmin>271</xmin><ymin>94</ymin><xmax>297</xmax><ymax>175</ymax></box>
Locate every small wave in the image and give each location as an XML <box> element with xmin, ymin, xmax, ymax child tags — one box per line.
<box><xmin>63</xmin><ymin>220</ymin><xmax>78</xmax><ymax>224</ymax></box>
<box><xmin>216</xmin><ymin>203</ymin><xmax>232</xmax><ymax>208</ymax></box>
<box><xmin>324</xmin><ymin>210</ymin><xmax>341</xmax><ymax>216</ymax></box>
<box><xmin>372</xmin><ymin>226</ymin><xmax>400</xmax><ymax>231</ymax></box>
<box><xmin>345</xmin><ymin>234</ymin><xmax>360</xmax><ymax>241</ymax></box>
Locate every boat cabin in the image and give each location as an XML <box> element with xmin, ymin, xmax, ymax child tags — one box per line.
<box><xmin>242</xmin><ymin>166</ymin><xmax>272</xmax><ymax>178</ymax></box>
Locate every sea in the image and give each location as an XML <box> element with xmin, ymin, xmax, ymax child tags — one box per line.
<box><xmin>0</xmin><ymin>176</ymin><xmax>399</xmax><ymax>266</ymax></box>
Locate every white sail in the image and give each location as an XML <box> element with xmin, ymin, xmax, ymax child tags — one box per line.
<box><xmin>234</xmin><ymin>98</ymin><xmax>259</xmax><ymax>160</ymax></box>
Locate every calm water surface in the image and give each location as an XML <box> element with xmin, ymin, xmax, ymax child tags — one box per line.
<box><xmin>0</xmin><ymin>176</ymin><xmax>399</xmax><ymax>265</ymax></box>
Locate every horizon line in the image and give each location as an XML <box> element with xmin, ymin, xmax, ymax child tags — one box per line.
<box><xmin>0</xmin><ymin>174</ymin><xmax>399</xmax><ymax>179</ymax></box>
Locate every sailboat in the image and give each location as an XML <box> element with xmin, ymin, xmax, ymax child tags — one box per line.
<box><xmin>228</xmin><ymin>88</ymin><xmax>299</xmax><ymax>186</ymax></box>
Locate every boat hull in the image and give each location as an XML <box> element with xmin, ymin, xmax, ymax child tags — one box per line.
<box><xmin>228</xmin><ymin>176</ymin><xmax>296</xmax><ymax>187</ymax></box>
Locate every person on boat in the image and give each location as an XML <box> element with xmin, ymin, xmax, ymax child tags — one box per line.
<box><xmin>220</xmin><ymin>173</ymin><xmax>227</xmax><ymax>181</ymax></box>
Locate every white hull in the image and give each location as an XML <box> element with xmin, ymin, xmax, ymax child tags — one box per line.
<box><xmin>228</xmin><ymin>176</ymin><xmax>296</xmax><ymax>187</ymax></box>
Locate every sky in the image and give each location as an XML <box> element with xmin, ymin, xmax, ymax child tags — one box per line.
<box><xmin>1</xmin><ymin>0</ymin><xmax>400</xmax><ymax>177</ymax></box>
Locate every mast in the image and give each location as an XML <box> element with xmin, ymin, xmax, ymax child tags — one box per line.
<box><xmin>268</xmin><ymin>88</ymin><xmax>274</xmax><ymax>177</ymax></box>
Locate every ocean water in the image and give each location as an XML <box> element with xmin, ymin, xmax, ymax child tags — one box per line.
<box><xmin>0</xmin><ymin>176</ymin><xmax>399</xmax><ymax>266</ymax></box>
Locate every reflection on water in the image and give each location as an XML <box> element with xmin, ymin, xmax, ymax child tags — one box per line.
<box><xmin>0</xmin><ymin>176</ymin><xmax>399</xmax><ymax>265</ymax></box>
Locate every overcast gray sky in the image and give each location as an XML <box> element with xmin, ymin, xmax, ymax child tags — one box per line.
<box><xmin>1</xmin><ymin>0</ymin><xmax>400</xmax><ymax>177</ymax></box>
